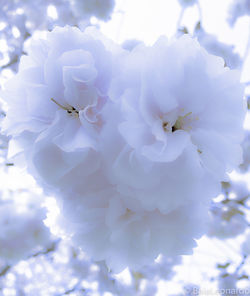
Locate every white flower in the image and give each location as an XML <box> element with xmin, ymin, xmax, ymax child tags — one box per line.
<box><xmin>2</xmin><ymin>25</ymin><xmax>113</xmax><ymax>188</ymax></box>
<box><xmin>107</xmin><ymin>34</ymin><xmax>245</xmax><ymax>212</ymax></box>
<box><xmin>208</xmin><ymin>202</ymin><xmax>248</xmax><ymax>239</ymax></box>
<box><xmin>118</xmin><ymin>35</ymin><xmax>245</xmax><ymax>172</ymax></box>
<box><xmin>72</xmin><ymin>0</ymin><xmax>115</xmax><ymax>21</ymax></box>
<box><xmin>0</xmin><ymin>196</ymin><xmax>51</xmax><ymax>264</ymax></box>
<box><xmin>222</xmin><ymin>180</ymin><xmax>249</xmax><ymax>202</ymax></box>
<box><xmin>194</xmin><ymin>26</ymin><xmax>242</xmax><ymax>69</ymax></box>
<box><xmin>134</xmin><ymin>255</ymin><xmax>181</xmax><ymax>281</ymax></box>
<box><xmin>56</xmin><ymin>179</ymin><xmax>209</xmax><ymax>272</ymax></box>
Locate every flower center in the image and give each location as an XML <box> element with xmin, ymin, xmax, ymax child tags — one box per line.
<box><xmin>51</xmin><ymin>98</ymin><xmax>79</xmax><ymax>118</ymax></box>
<box><xmin>162</xmin><ymin>111</ymin><xmax>194</xmax><ymax>133</ymax></box>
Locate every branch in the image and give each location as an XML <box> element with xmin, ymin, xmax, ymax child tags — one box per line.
<box><xmin>0</xmin><ymin>265</ymin><xmax>11</xmax><ymax>277</ymax></box>
<box><xmin>1</xmin><ymin>55</ymin><xmax>19</xmax><ymax>70</ymax></box>
<box><xmin>28</xmin><ymin>239</ymin><xmax>61</xmax><ymax>258</ymax></box>
<box><xmin>56</xmin><ymin>282</ymin><xmax>85</xmax><ymax>296</ymax></box>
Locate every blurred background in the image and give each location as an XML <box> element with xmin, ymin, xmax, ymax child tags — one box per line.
<box><xmin>0</xmin><ymin>0</ymin><xmax>249</xmax><ymax>295</ymax></box>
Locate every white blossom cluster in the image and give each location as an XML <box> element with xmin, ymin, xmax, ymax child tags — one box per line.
<box><xmin>0</xmin><ymin>0</ymin><xmax>115</xmax><ymax>72</ymax></box>
<box><xmin>0</xmin><ymin>239</ymin><xmax>181</xmax><ymax>296</ymax></box>
<box><xmin>228</xmin><ymin>0</ymin><xmax>250</xmax><ymax>26</ymax></box>
<box><xmin>194</xmin><ymin>24</ymin><xmax>242</xmax><ymax>69</ymax></box>
<box><xmin>208</xmin><ymin>200</ymin><xmax>248</xmax><ymax>239</ymax></box>
<box><xmin>0</xmin><ymin>191</ymin><xmax>51</xmax><ymax>265</ymax></box>
<box><xmin>1</xmin><ymin>25</ymin><xmax>246</xmax><ymax>272</ymax></box>
<box><xmin>208</xmin><ymin>181</ymin><xmax>249</xmax><ymax>239</ymax></box>
<box><xmin>176</xmin><ymin>22</ymin><xmax>243</xmax><ymax>71</ymax></box>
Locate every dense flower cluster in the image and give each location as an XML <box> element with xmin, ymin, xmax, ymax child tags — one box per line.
<box><xmin>1</xmin><ymin>26</ymin><xmax>246</xmax><ymax>271</ymax></box>
<box><xmin>0</xmin><ymin>238</ymin><xmax>180</xmax><ymax>296</ymax></box>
